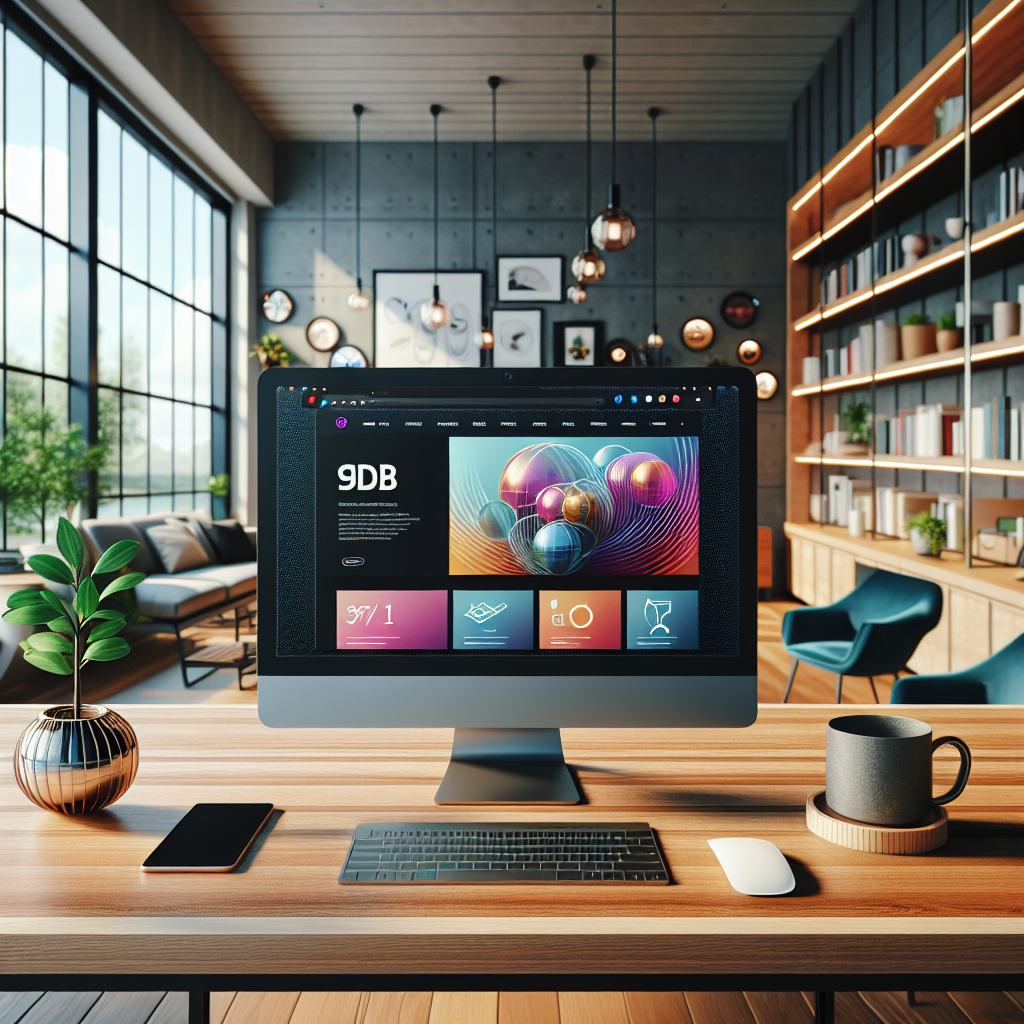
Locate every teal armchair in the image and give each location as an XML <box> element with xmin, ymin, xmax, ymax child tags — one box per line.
<box><xmin>781</xmin><ymin>569</ymin><xmax>943</xmax><ymax>704</ymax></box>
<box><xmin>891</xmin><ymin>632</ymin><xmax>1024</xmax><ymax>704</ymax></box>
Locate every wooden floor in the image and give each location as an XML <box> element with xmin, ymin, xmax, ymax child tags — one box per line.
<box><xmin>3</xmin><ymin>989</ymin><xmax>1024</xmax><ymax>1024</ymax></box>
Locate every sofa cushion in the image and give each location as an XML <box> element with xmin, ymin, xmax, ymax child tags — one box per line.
<box><xmin>174</xmin><ymin>562</ymin><xmax>257</xmax><ymax>599</ymax></box>
<box><xmin>134</xmin><ymin>576</ymin><xmax>227</xmax><ymax>620</ymax></box>
<box><xmin>81</xmin><ymin>518</ymin><xmax>161</xmax><ymax>575</ymax></box>
<box><xmin>199</xmin><ymin>519</ymin><xmax>257</xmax><ymax>564</ymax></box>
<box><xmin>167</xmin><ymin>515</ymin><xmax>219</xmax><ymax>563</ymax></box>
<box><xmin>145</xmin><ymin>522</ymin><xmax>212</xmax><ymax>574</ymax></box>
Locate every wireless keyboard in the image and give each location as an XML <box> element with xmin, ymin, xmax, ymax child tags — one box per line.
<box><xmin>339</xmin><ymin>822</ymin><xmax>670</xmax><ymax>883</ymax></box>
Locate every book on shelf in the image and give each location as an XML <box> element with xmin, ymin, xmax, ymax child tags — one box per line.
<box><xmin>998</xmin><ymin>167</ymin><xmax>1023</xmax><ymax>222</ymax></box>
<box><xmin>874</xmin><ymin>405</ymin><xmax>961</xmax><ymax>457</ymax></box>
<box><xmin>933</xmin><ymin>494</ymin><xmax>964</xmax><ymax>552</ymax></box>
<box><xmin>826</xmin><ymin>475</ymin><xmax>872</xmax><ymax>528</ymax></box>
<box><xmin>971</xmin><ymin>399</ymin><xmax>1023</xmax><ymax>459</ymax></box>
<box><xmin>801</xmin><ymin>356</ymin><xmax>821</xmax><ymax>385</ymax></box>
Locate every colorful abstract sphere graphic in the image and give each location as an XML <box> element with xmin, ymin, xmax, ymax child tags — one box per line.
<box><xmin>593</xmin><ymin>444</ymin><xmax>630</xmax><ymax>469</ymax></box>
<box><xmin>498</xmin><ymin>443</ymin><xmax>593</xmax><ymax>511</ymax></box>
<box><xmin>536</xmin><ymin>486</ymin><xmax>566</xmax><ymax>523</ymax></box>
<box><xmin>477</xmin><ymin>500</ymin><xmax>517</xmax><ymax>540</ymax></box>
<box><xmin>532</xmin><ymin>520</ymin><xmax>596</xmax><ymax>575</ymax></box>
<box><xmin>630</xmin><ymin>460</ymin><xmax>677</xmax><ymax>507</ymax></box>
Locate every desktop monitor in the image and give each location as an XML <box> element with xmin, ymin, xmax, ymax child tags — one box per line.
<box><xmin>258</xmin><ymin>367</ymin><xmax>757</xmax><ymax>803</ymax></box>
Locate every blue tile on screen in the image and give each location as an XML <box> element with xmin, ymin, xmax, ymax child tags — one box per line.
<box><xmin>453</xmin><ymin>590</ymin><xmax>534</xmax><ymax>649</ymax></box>
<box><xmin>626</xmin><ymin>591</ymin><xmax>698</xmax><ymax>650</ymax></box>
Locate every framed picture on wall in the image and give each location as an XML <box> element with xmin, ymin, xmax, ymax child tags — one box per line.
<box><xmin>554</xmin><ymin>321</ymin><xmax>603</xmax><ymax>366</ymax></box>
<box><xmin>492</xmin><ymin>309</ymin><xmax>542</xmax><ymax>367</ymax></box>
<box><xmin>497</xmin><ymin>256</ymin><xmax>564</xmax><ymax>303</ymax></box>
<box><xmin>373</xmin><ymin>271</ymin><xmax>484</xmax><ymax>368</ymax></box>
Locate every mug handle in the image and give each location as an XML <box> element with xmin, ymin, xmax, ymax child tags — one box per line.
<box><xmin>932</xmin><ymin>736</ymin><xmax>972</xmax><ymax>806</ymax></box>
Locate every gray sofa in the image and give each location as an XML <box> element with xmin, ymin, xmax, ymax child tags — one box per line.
<box><xmin>79</xmin><ymin>511</ymin><xmax>257</xmax><ymax>686</ymax></box>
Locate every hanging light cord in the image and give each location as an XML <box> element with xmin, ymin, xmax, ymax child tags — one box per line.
<box><xmin>611</xmin><ymin>0</ymin><xmax>617</xmax><ymax>186</ymax></box>
<box><xmin>489</xmin><ymin>76</ymin><xmax>500</xmax><ymax>311</ymax></box>
<box><xmin>431</xmin><ymin>104</ymin><xmax>440</xmax><ymax>283</ymax></box>
<box><xmin>650</xmin><ymin>106</ymin><xmax>659</xmax><ymax>335</ymax></box>
<box><xmin>354</xmin><ymin>104</ymin><xmax>363</xmax><ymax>289</ymax></box>
<box><xmin>584</xmin><ymin>55</ymin><xmax>594</xmax><ymax>246</ymax></box>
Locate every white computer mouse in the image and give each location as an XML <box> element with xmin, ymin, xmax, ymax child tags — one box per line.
<box><xmin>708</xmin><ymin>837</ymin><xmax>796</xmax><ymax>896</ymax></box>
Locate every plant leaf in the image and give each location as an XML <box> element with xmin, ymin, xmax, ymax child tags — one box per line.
<box><xmin>6</xmin><ymin>589</ymin><xmax>48</xmax><ymax>609</ymax></box>
<box><xmin>85</xmin><ymin>609</ymin><xmax>125</xmax><ymax>622</ymax></box>
<box><xmin>98</xmin><ymin>572</ymin><xmax>146</xmax><ymax>603</ymax></box>
<box><xmin>75</xmin><ymin>577</ymin><xmax>99</xmax><ymax>620</ymax></box>
<box><xmin>92</xmin><ymin>540</ymin><xmax>140</xmax><ymax>575</ymax></box>
<box><xmin>37</xmin><ymin>589</ymin><xmax>74</xmax><ymax>620</ymax></box>
<box><xmin>83</xmin><ymin>637</ymin><xmax>130</xmax><ymax>662</ymax></box>
<box><xmin>3</xmin><ymin>604</ymin><xmax>61</xmax><ymax>625</ymax></box>
<box><xmin>88</xmin><ymin>616</ymin><xmax>127</xmax><ymax>641</ymax></box>
<box><xmin>56</xmin><ymin>517</ymin><xmax>85</xmax><ymax>571</ymax></box>
<box><xmin>26</xmin><ymin>554</ymin><xmax>74</xmax><ymax>585</ymax></box>
<box><xmin>25</xmin><ymin>632</ymin><xmax>74</xmax><ymax>653</ymax></box>
<box><xmin>24</xmin><ymin>649</ymin><xmax>73</xmax><ymax>675</ymax></box>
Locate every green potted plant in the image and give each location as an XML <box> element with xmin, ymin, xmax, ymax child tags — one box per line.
<box><xmin>251</xmin><ymin>333</ymin><xmax>292</xmax><ymax>369</ymax></box>
<box><xmin>936</xmin><ymin>311</ymin><xmax>962</xmax><ymax>352</ymax></box>
<box><xmin>5</xmin><ymin>518</ymin><xmax>146</xmax><ymax>814</ymax></box>
<box><xmin>900</xmin><ymin>313</ymin><xmax>937</xmax><ymax>360</ymax></box>
<box><xmin>842</xmin><ymin>400</ymin><xmax>872</xmax><ymax>446</ymax></box>
<box><xmin>907</xmin><ymin>511</ymin><xmax>946</xmax><ymax>557</ymax></box>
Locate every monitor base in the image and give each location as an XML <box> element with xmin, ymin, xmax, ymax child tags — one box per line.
<box><xmin>434</xmin><ymin>728</ymin><xmax>581</xmax><ymax>805</ymax></box>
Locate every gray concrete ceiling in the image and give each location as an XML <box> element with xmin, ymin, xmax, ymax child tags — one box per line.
<box><xmin>169</xmin><ymin>0</ymin><xmax>859</xmax><ymax>143</ymax></box>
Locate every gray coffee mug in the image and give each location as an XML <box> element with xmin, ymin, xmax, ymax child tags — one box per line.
<box><xmin>826</xmin><ymin>715</ymin><xmax>971</xmax><ymax>826</ymax></box>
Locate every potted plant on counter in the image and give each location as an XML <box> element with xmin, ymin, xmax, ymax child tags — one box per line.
<box><xmin>5</xmin><ymin>519</ymin><xmax>145</xmax><ymax>814</ymax></box>
<box><xmin>936</xmin><ymin>312</ymin><xmax>962</xmax><ymax>352</ymax></box>
<box><xmin>900</xmin><ymin>313</ymin><xmax>937</xmax><ymax>360</ymax></box>
<box><xmin>908</xmin><ymin>511</ymin><xmax>947</xmax><ymax>557</ymax></box>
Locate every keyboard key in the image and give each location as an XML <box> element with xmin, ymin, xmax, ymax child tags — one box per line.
<box><xmin>415</xmin><ymin>869</ymin><xmax>436</xmax><ymax>880</ymax></box>
<box><xmin>583</xmin><ymin>870</ymin><xmax>602</xmax><ymax>881</ymax></box>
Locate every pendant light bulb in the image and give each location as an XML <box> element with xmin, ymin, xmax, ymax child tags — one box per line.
<box><xmin>480</xmin><ymin>326</ymin><xmax>494</xmax><ymax>349</ymax></box>
<box><xmin>421</xmin><ymin>283</ymin><xmax>449</xmax><ymax>331</ymax></box>
<box><xmin>349</xmin><ymin>104</ymin><xmax>370</xmax><ymax>312</ymax></box>
<box><xmin>567</xmin><ymin>284</ymin><xmax>587</xmax><ymax>304</ymax></box>
<box><xmin>571</xmin><ymin>248</ymin><xmax>606</xmax><ymax>284</ymax></box>
<box><xmin>574</xmin><ymin>55</ymin><xmax>607</xmax><ymax>283</ymax></box>
<box><xmin>348</xmin><ymin>277</ymin><xmax>370</xmax><ymax>311</ymax></box>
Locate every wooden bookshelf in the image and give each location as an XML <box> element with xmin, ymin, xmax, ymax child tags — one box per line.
<box><xmin>784</xmin><ymin>0</ymin><xmax>1024</xmax><ymax>603</ymax></box>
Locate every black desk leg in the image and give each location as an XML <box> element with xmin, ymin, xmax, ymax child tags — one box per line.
<box><xmin>814</xmin><ymin>991</ymin><xmax>835</xmax><ymax>1024</ymax></box>
<box><xmin>189</xmin><ymin>990</ymin><xmax>210</xmax><ymax>1024</ymax></box>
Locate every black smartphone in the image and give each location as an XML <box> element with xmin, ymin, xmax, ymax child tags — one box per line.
<box><xmin>142</xmin><ymin>803</ymin><xmax>275</xmax><ymax>872</ymax></box>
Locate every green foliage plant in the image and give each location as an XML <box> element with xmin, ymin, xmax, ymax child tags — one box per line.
<box><xmin>842</xmin><ymin>400</ymin><xmax>872</xmax><ymax>445</ymax></box>
<box><xmin>907</xmin><ymin>511</ymin><xmax>947</xmax><ymax>556</ymax></box>
<box><xmin>252</xmin><ymin>334</ymin><xmax>292</xmax><ymax>368</ymax></box>
<box><xmin>937</xmin><ymin>312</ymin><xmax>957</xmax><ymax>330</ymax></box>
<box><xmin>2</xmin><ymin>518</ymin><xmax>145</xmax><ymax>717</ymax></box>
<box><xmin>0</xmin><ymin>390</ymin><xmax>108</xmax><ymax>542</ymax></box>
<box><xmin>208</xmin><ymin>474</ymin><xmax>230</xmax><ymax>498</ymax></box>
<box><xmin>902</xmin><ymin>313</ymin><xmax>928</xmax><ymax>326</ymax></box>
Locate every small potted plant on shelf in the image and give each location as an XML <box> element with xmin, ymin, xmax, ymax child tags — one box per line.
<box><xmin>900</xmin><ymin>314</ymin><xmax>937</xmax><ymax>360</ymax></box>
<box><xmin>251</xmin><ymin>333</ymin><xmax>292</xmax><ymax>369</ymax></box>
<box><xmin>907</xmin><ymin>511</ymin><xmax>947</xmax><ymax>557</ymax></box>
<box><xmin>4</xmin><ymin>519</ymin><xmax>146</xmax><ymax>814</ymax></box>
<box><xmin>936</xmin><ymin>312</ymin><xmax>962</xmax><ymax>352</ymax></box>
<box><xmin>842</xmin><ymin>400</ymin><xmax>872</xmax><ymax>448</ymax></box>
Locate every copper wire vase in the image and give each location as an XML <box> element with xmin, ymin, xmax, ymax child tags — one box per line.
<box><xmin>14</xmin><ymin>705</ymin><xmax>139</xmax><ymax>814</ymax></box>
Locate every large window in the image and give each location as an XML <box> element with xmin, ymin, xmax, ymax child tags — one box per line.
<box><xmin>0</xmin><ymin>11</ymin><xmax>228</xmax><ymax>546</ymax></box>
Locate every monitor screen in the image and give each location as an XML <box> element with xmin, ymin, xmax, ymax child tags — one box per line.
<box><xmin>259</xmin><ymin>368</ymin><xmax>756</xmax><ymax>728</ymax></box>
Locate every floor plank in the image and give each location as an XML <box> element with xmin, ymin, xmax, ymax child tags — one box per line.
<box><xmin>744</xmin><ymin>992</ymin><xmax>813</xmax><ymax>1024</ymax></box>
<box><xmin>948</xmin><ymin>993</ymin><xmax>1024</xmax><ymax>1024</ymax></box>
<box><xmin>362</xmin><ymin>992</ymin><xmax>433</xmax><ymax>1024</ymax></box>
<box><xmin>147</xmin><ymin>993</ymin><xmax>188</xmax><ymax>1024</ymax></box>
<box><xmin>904</xmin><ymin>992</ymin><xmax>976</xmax><ymax>1024</ymax></box>
<box><xmin>1009</xmin><ymin>997</ymin><xmax>1024</xmax><ymax>1014</ymax></box>
<box><xmin>861</xmin><ymin>992</ymin><xmax>922</xmax><ymax>1024</ymax></box>
<box><xmin>0</xmin><ymin>993</ymin><xmax>44</xmax><ymax>1024</ymax></box>
<box><xmin>497</xmin><ymin>992</ymin><xmax>559</xmax><ymax>1024</ymax></box>
<box><xmin>685</xmin><ymin>992</ymin><xmax>757</xmax><ymax>1024</ymax></box>
<box><xmin>78</xmin><ymin>992</ymin><xmax>165</xmax><ymax>1024</ymax></box>
<box><xmin>428</xmin><ymin>992</ymin><xmax>497</xmax><ymax>1024</ymax></box>
<box><xmin>221</xmin><ymin>993</ymin><xmax>300</xmax><ymax>1024</ymax></box>
<box><xmin>624</xmin><ymin>991</ymin><xmax>694</xmax><ymax>1024</ymax></box>
<box><xmin>288</xmin><ymin>992</ymin><xmax>361</xmax><ymax>1024</ymax></box>
<box><xmin>560</xmin><ymin>992</ymin><xmax>630</xmax><ymax>1024</ymax></box>
<box><xmin>210</xmin><ymin>994</ymin><xmax>237</xmax><ymax>1024</ymax></box>
<box><xmin>17</xmin><ymin>993</ymin><xmax>102</xmax><ymax>1024</ymax></box>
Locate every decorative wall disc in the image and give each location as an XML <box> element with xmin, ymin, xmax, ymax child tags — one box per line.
<box><xmin>681</xmin><ymin>318</ymin><xmax>714</xmax><ymax>351</ymax></box>
<box><xmin>262</xmin><ymin>289</ymin><xmax>294</xmax><ymax>323</ymax></box>
<box><xmin>737</xmin><ymin>339</ymin><xmax>762</xmax><ymax>364</ymax></box>
<box><xmin>330</xmin><ymin>345</ymin><xmax>369</xmax><ymax>368</ymax></box>
<box><xmin>306</xmin><ymin>316</ymin><xmax>342</xmax><ymax>352</ymax></box>
<box><xmin>755</xmin><ymin>371</ymin><xmax>778</xmax><ymax>399</ymax></box>
<box><xmin>721</xmin><ymin>292</ymin><xmax>759</xmax><ymax>329</ymax></box>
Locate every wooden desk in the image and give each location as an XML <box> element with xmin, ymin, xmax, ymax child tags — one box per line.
<box><xmin>1</xmin><ymin>704</ymin><xmax>1021</xmax><ymax>996</ymax></box>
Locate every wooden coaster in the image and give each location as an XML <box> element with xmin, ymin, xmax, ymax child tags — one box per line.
<box><xmin>805</xmin><ymin>791</ymin><xmax>948</xmax><ymax>855</ymax></box>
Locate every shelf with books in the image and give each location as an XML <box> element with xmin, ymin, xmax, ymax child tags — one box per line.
<box><xmin>793</xmin><ymin>453</ymin><xmax>1024</xmax><ymax>479</ymax></box>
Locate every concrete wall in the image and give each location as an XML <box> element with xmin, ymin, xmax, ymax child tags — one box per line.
<box><xmin>257</xmin><ymin>139</ymin><xmax>790</xmax><ymax>591</ymax></box>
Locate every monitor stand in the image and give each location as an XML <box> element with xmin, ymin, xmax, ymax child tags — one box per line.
<box><xmin>434</xmin><ymin>728</ymin><xmax>581</xmax><ymax>804</ymax></box>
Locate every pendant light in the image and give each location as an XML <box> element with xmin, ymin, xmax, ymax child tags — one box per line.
<box><xmin>591</xmin><ymin>0</ymin><xmax>636</xmax><ymax>252</ymax></box>
<box><xmin>645</xmin><ymin>107</ymin><xmax>664</xmax><ymax>364</ymax></box>
<box><xmin>421</xmin><ymin>103</ymin><xmax>450</xmax><ymax>331</ymax></box>
<box><xmin>571</xmin><ymin>54</ymin><xmax>605</xmax><ymax>293</ymax></box>
<box><xmin>480</xmin><ymin>76</ymin><xmax>501</xmax><ymax>362</ymax></box>
<box><xmin>347</xmin><ymin>104</ymin><xmax>371</xmax><ymax>311</ymax></box>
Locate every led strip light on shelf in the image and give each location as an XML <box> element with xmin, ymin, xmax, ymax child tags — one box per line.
<box><xmin>795</xmin><ymin>455</ymin><xmax>1024</xmax><ymax>477</ymax></box>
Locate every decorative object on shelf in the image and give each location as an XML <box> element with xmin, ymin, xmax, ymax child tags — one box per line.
<box><xmin>944</xmin><ymin>216</ymin><xmax>965</xmax><ymax>241</ymax></box>
<box><xmin>736</xmin><ymin>339</ymin><xmax>761</xmax><ymax>365</ymax></box>
<box><xmin>571</xmin><ymin>55</ymin><xmax>606</xmax><ymax>289</ymax></box>
<box><xmin>934</xmin><ymin>94</ymin><xmax>964</xmax><ymax>138</ymax></box>
<box><xmin>900</xmin><ymin>232</ymin><xmax>930</xmax><ymax>268</ymax></box>
<box><xmin>900</xmin><ymin>314</ymin><xmax>937</xmax><ymax>360</ymax></box>
<box><xmin>492</xmin><ymin>309</ymin><xmax>542</xmax><ymax>368</ymax></box>
<box><xmin>754</xmin><ymin>371</ymin><xmax>778</xmax><ymax>400</ymax></box>
<box><xmin>842</xmin><ymin>401</ymin><xmax>872</xmax><ymax>445</ymax></box>
<box><xmin>893</xmin><ymin>144</ymin><xmax>925</xmax><ymax>173</ymax></box>
<box><xmin>251</xmin><ymin>333</ymin><xmax>292</xmax><ymax>369</ymax></box>
<box><xmin>992</xmin><ymin>301</ymin><xmax>1021</xmax><ymax>342</ymax></box>
<box><xmin>306</xmin><ymin>316</ymin><xmax>342</xmax><ymax>353</ymax></box>
<box><xmin>554</xmin><ymin>321</ymin><xmax>602</xmax><ymax>366</ymax></box>
<box><xmin>681</xmin><ymin>318</ymin><xmax>714</xmax><ymax>351</ymax></box>
<box><xmin>498</xmin><ymin>256</ymin><xmax>564</xmax><ymax>303</ymax></box>
<box><xmin>262</xmin><ymin>289</ymin><xmax>294</xmax><ymax>323</ymax></box>
<box><xmin>566</xmin><ymin>285</ymin><xmax>587</xmax><ymax>305</ymax></box>
<box><xmin>848</xmin><ymin>508</ymin><xmax>865</xmax><ymax>538</ymax></box>
<box><xmin>7</xmin><ymin>518</ymin><xmax>145</xmax><ymax>814</ymax></box>
<box><xmin>605</xmin><ymin>338</ymin><xmax>641</xmax><ymax>366</ymax></box>
<box><xmin>936</xmin><ymin>312</ymin><xmax>962</xmax><ymax>352</ymax></box>
<box><xmin>721</xmin><ymin>292</ymin><xmax>759</xmax><ymax>330</ymax></box>
<box><xmin>591</xmin><ymin>0</ymin><xmax>635</xmax><ymax>252</ymax></box>
<box><xmin>374</xmin><ymin>271</ymin><xmax>483</xmax><ymax>368</ymax></box>
<box><xmin>874</xmin><ymin>319</ymin><xmax>900</xmax><ymax>366</ymax></box>
<box><xmin>645</xmin><ymin>106</ymin><xmax>664</xmax><ymax>366</ymax></box>
<box><xmin>908</xmin><ymin>512</ymin><xmax>947</xmax><ymax>556</ymax></box>
<box><xmin>421</xmin><ymin>104</ymin><xmax>450</xmax><ymax>332</ymax></box>
<box><xmin>348</xmin><ymin>104</ymin><xmax>371</xmax><ymax>312</ymax></box>
<box><xmin>330</xmin><ymin>345</ymin><xmax>369</xmax><ymax>368</ymax></box>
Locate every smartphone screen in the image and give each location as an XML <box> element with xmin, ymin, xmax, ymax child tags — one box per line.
<box><xmin>142</xmin><ymin>803</ymin><xmax>274</xmax><ymax>872</ymax></box>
